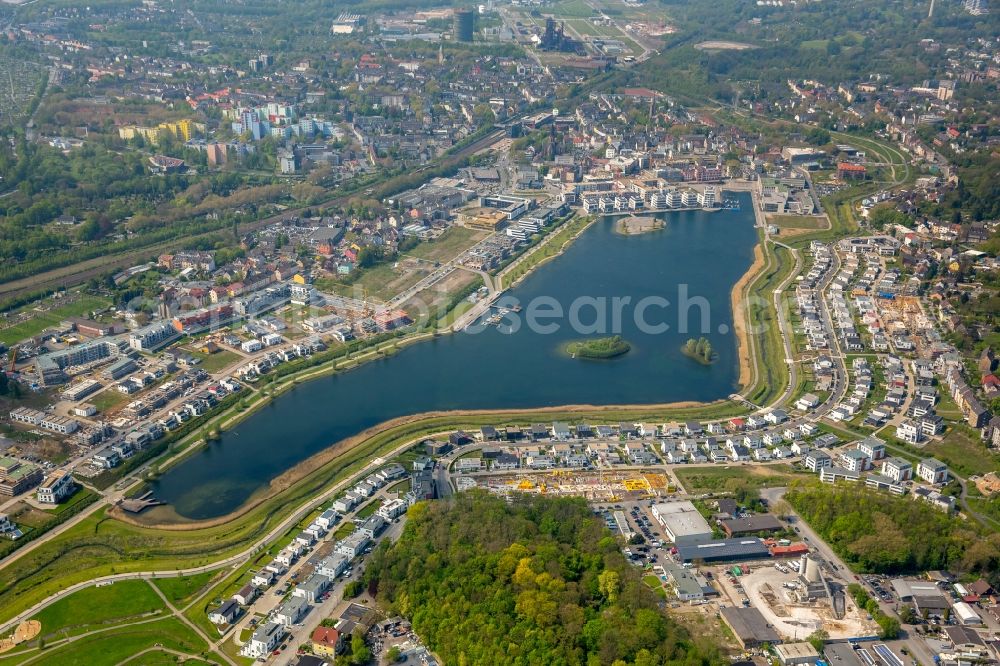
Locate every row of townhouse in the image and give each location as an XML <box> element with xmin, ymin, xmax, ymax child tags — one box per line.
<box><xmin>797</xmin><ymin>243</ymin><xmax>835</xmax><ymax>350</ymax></box>
<box><xmin>123</xmin><ymin>368</ymin><xmax>212</xmax><ymax>419</ymax></box>
<box><xmin>243</xmin><ymin>499</ymin><xmax>397</xmax><ymax>657</ymax></box>
<box><xmin>234</xmin><ymin>337</ymin><xmax>326</xmax><ymax>380</ymax></box>
<box><xmin>943</xmin><ymin>365</ymin><xmax>991</xmax><ymax>428</ymax></box>
<box><xmin>580</xmin><ymin>187</ymin><xmax>717</xmax><ymax>214</ymax></box>
<box><xmin>332</xmin><ymin>463</ymin><xmax>407</xmax><ymax>513</ymax></box>
<box><xmin>9</xmin><ymin>407</ymin><xmax>80</xmax><ymax>435</ymax></box>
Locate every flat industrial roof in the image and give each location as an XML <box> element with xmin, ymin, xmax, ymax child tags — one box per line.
<box><xmin>652</xmin><ymin>501</ymin><xmax>712</xmax><ymax>538</ymax></box>
<box><xmin>823</xmin><ymin>643</ymin><xmax>864</xmax><ymax>666</ymax></box>
<box><xmin>774</xmin><ymin>642</ymin><xmax>819</xmax><ymax>661</ymax></box>
<box><xmin>719</xmin><ymin>607</ymin><xmax>781</xmax><ymax>644</ymax></box>
<box><xmin>676</xmin><ymin>538</ymin><xmax>770</xmax><ymax>562</ymax></box>
<box><xmin>721</xmin><ymin>515</ymin><xmax>783</xmax><ymax>534</ymax></box>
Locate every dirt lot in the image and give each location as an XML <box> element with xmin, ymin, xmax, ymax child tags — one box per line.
<box><xmin>714</xmin><ymin>562</ymin><xmax>879</xmax><ymax>640</ymax></box>
<box><xmin>400</xmin><ymin>269</ymin><xmax>479</xmax><ymax>317</ymax></box>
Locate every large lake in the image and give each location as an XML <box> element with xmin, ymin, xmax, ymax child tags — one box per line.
<box><xmin>152</xmin><ymin>193</ymin><xmax>758</xmax><ymax>519</ymax></box>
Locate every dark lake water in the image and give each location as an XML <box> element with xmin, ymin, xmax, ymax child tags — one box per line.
<box><xmin>152</xmin><ymin>193</ymin><xmax>758</xmax><ymax>519</ymax></box>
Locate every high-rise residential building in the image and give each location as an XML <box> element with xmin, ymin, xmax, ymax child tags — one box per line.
<box><xmin>454</xmin><ymin>9</ymin><xmax>475</xmax><ymax>42</ymax></box>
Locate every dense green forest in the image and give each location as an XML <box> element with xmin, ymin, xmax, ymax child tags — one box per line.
<box><xmin>785</xmin><ymin>485</ymin><xmax>1000</xmax><ymax>580</ymax></box>
<box><xmin>367</xmin><ymin>492</ymin><xmax>722</xmax><ymax>666</ymax></box>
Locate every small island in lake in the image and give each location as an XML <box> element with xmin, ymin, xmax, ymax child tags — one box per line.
<box><xmin>615</xmin><ymin>215</ymin><xmax>664</xmax><ymax>236</ymax></box>
<box><xmin>682</xmin><ymin>337</ymin><xmax>716</xmax><ymax>364</ymax></box>
<box><xmin>565</xmin><ymin>335</ymin><xmax>632</xmax><ymax>360</ymax></box>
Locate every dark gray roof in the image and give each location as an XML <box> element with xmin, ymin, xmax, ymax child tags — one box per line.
<box><xmin>675</xmin><ymin>538</ymin><xmax>769</xmax><ymax>562</ymax></box>
<box><xmin>719</xmin><ymin>607</ymin><xmax>781</xmax><ymax>644</ymax></box>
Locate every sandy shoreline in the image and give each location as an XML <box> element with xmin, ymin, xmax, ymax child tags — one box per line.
<box><xmin>730</xmin><ymin>241</ymin><xmax>767</xmax><ymax>389</ymax></box>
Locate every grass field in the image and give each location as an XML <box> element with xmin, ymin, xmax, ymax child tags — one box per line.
<box><xmin>769</xmin><ymin>215</ymin><xmax>828</xmax><ymax>230</ymax></box>
<box><xmin>0</xmin><ymin>295</ymin><xmax>111</xmax><ymax>346</ymax></box>
<box><xmin>185</xmin><ymin>349</ymin><xmax>241</xmax><ymax>374</ymax></box>
<box><xmin>742</xmin><ymin>241</ymin><xmax>795</xmax><ymax>407</ymax></box>
<box><xmin>325</xmin><ymin>261</ymin><xmax>430</xmax><ymax>302</ymax></box>
<box><xmin>356</xmin><ymin>498</ymin><xmax>383</xmax><ymax>519</ymax></box>
<box><xmin>405</xmin><ymin>226</ymin><xmax>486</xmax><ymax>263</ymax></box>
<box><xmin>90</xmin><ymin>389</ymin><xmax>129</xmax><ymax>412</ymax></box>
<box><xmin>674</xmin><ymin>464</ymin><xmax>811</xmax><ymax>494</ymax></box>
<box><xmin>151</xmin><ymin>571</ymin><xmax>218</xmax><ymax>607</ymax></box>
<box><xmin>12</xmin><ymin>617</ymin><xmax>217</xmax><ymax>666</ymax></box>
<box><xmin>924</xmin><ymin>426</ymin><xmax>1000</xmax><ymax>477</ymax></box>
<box><xmin>30</xmin><ymin>580</ymin><xmax>165</xmax><ymax>640</ymax></box>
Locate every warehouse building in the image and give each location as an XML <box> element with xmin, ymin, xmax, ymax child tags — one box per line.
<box><xmin>675</xmin><ymin>537</ymin><xmax>770</xmax><ymax>563</ymax></box>
<box><xmin>651</xmin><ymin>501</ymin><xmax>713</xmax><ymax>546</ymax></box>
<box><xmin>719</xmin><ymin>607</ymin><xmax>781</xmax><ymax>648</ymax></box>
<box><xmin>720</xmin><ymin>514</ymin><xmax>784</xmax><ymax>537</ymax></box>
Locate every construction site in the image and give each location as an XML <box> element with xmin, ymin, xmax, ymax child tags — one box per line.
<box><xmin>474</xmin><ymin>469</ymin><xmax>675</xmax><ymax>502</ymax></box>
<box><xmin>715</xmin><ymin>555</ymin><xmax>879</xmax><ymax>641</ymax></box>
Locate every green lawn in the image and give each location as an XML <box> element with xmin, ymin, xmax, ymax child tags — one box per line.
<box><xmin>356</xmin><ymin>498</ymin><xmax>383</xmax><ymax>519</ymax></box>
<box><xmin>0</xmin><ymin>295</ymin><xmax>111</xmax><ymax>346</ymax></box>
<box><xmin>120</xmin><ymin>651</ymin><xmax>217</xmax><ymax>666</ymax></box>
<box><xmin>743</xmin><ymin>240</ymin><xmax>795</xmax><ymax>407</ymax></box>
<box><xmin>325</xmin><ymin>262</ymin><xmax>430</xmax><ymax>302</ymax></box>
<box><xmin>769</xmin><ymin>215</ymin><xmax>829</xmax><ymax>230</ymax></box>
<box><xmin>31</xmin><ymin>580</ymin><xmax>165</xmax><ymax>640</ymax></box>
<box><xmin>151</xmin><ymin>571</ymin><xmax>218</xmax><ymax>607</ymax></box>
<box><xmin>333</xmin><ymin>522</ymin><xmax>356</xmax><ymax>540</ymax></box>
<box><xmin>186</xmin><ymin>349</ymin><xmax>241</xmax><ymax>374</ymax></box>
<box><xmin>405</xmin><ymin>226</ymin><xmax>486</xmax><ymax>263</ymax></box>
<box><xmin>90</xmin><ymin>389</ymin><xmax>129</xmax><ymax>412</ymax></box>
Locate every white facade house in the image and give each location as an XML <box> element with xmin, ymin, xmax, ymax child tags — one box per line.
<box><xmin>881</xmin><ymin>457</ymin><xmax>913</xmax><ymax>483</ymax></box>
<box><xmin>244</xmin><ymin>622</ymin><xmax>285</xmax><ymax>658</ymax></box>
<box><xmin>36</xmin><ymin>471</ymin><xmax>75</xmax><ymax>504</ymax></box>
<box><xmin>917</xmin><ymin>458</ymin><xmax>948</xmax><ymax>485</ymax></box>
<box><xmin>376</xmin><ymin>497</ymin><xmax>408</xmax><ymax>520</ymax></box>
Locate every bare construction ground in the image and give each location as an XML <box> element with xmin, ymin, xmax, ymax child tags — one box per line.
<box><xmin>719</xmin><ymin>564</ymin><xmax>879</xmax><ymax>640</ymax></box>
<box><xmin>695</xmin><ymin>40</ymin><xmax>756</xmax><ymax>50</ymax></box>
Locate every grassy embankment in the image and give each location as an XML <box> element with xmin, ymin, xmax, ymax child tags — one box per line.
<box><xmin>739</xmin><ymin>237</ymin><xmax>796</xmax><ymax>407</ymax></box>
<box><xmin>0</xmin><ymin>396</ymin><xmax>759</xmax><ymax>625</ymax></box>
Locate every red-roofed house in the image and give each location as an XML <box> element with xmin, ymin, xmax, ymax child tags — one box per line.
<box><xmin>311</xmin><ymin>626</ymin><xmax>342</xmax><ymax>657</ymax></box>
<box><xmin>837</xmin><ymin>162</ymin><xmax>867</xmax><ymax>179</ymax></box>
